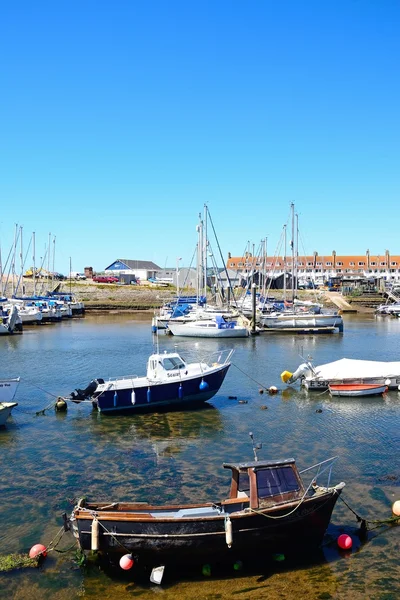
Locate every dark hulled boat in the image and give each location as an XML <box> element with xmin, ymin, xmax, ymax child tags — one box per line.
<box><xmin>67</xmin><ymin>348</ymin><xmax>233</xmax><ymax>414</ymax></box>
<box><xmin>68</xmin><ymin>455</ymin><xmax>344</xmax><ymax>568</ymax></box>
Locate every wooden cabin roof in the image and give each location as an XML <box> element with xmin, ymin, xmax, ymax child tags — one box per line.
<box><xmin>223</xmin><ymin>458</ymin><xmax>295</xmax><ymax>470</ymax></box>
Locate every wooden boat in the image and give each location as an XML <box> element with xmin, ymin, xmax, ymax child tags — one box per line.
<box><xmin>67</xmin><ymin>348</ymin><xmax>233</xmax><ymax>414</ymax></box>
<box><xmin>329</xmin><ymin>383</ymin><xmax>388</xmax><ymax>397</ymax></box>
<box><xmin>67</xmin><ymin>455</ymin><xmax>344</xmax><ymax>570</ymax></box>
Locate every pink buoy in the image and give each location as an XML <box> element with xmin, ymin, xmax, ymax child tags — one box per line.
<box><xmin>119</xmin><ymin>553</ymin><xmax>134</xmax><ymax>570</ymax></box>
<box><xmin>337</xmin><ymin>534</ymin><xmax>352</xmax><ymax>550</ymax></box>
<box><xmin>29</xmin><ymin>544</ymin><xmax>47</xmax><ymax>558</ymax></box>
<box><xmin>392</xmin><ymin>500</ymin><xmax>400</xmax><ymax>516</ymax></box>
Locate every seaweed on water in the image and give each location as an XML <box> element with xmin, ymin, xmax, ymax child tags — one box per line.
<box><xmin>0</xmin><ymin>553</ymin><xmax>39</xmax><ymax>572</ymax></box>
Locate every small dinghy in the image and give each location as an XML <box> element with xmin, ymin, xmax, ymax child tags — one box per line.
<box><xmin>328</xmin><ymin>383</ymin><xmax>388</xmax><ymax>397</ymax></box>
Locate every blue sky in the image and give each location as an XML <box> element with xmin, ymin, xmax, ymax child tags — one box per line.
<box><xmin>1</xmin><ymin>1</ymin><xmax>399</xmax><ymax>275</ymax></box>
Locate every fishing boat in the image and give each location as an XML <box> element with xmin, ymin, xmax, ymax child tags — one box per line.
<box><xmin>328</xmin><ymin>383</ymin><xmax>388</xmax><ymax>397</ymax></box>
<box><xmin>281</xmin><ymin>357</ymin><xmax>400</xmax><ymax>391</ymax></box>
<box><xmin>167</xmin><ymin>315</ymin><xmax>248</xmax><ymax>338</ymax></box>
<box><xmin>66</xmin><ymin>348</ymin><xmax>233</xmax><ymax>414</ymax></box>
<box><xmin>67</xmin><ymin>449</ymin><xmax>344</xmax><ymax>572</ymax></box>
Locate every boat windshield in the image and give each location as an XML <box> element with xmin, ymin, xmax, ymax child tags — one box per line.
<box><xmin>162</xmin><ymin>357</ymin><xmax>186</xmax><ymax>371</ymax></box>
<box><xmin>256</xmin><ymin>466</ymin><xmax>299</xmax><ymax>498</ymax></box>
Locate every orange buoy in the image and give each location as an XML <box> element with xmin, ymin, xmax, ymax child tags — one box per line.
<box><xmin>337</xmin><ymin>534</ymin><xmax>352</xmax><ymax>550</ymax></box>
<box><xmin>29</xmin><ymin>544</ymin><xmax>47</xmax><ymax>558</ymax></box>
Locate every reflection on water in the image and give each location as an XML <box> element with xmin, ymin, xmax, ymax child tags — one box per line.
<box><xmin>0</xmin><ymin>313</ymin><xmax>400</xmax><ymax>598</ymax></box>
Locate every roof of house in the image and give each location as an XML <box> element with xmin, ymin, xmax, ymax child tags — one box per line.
<box><xmin>105</xmin><ymin>259</ymin><xmax>162</xmax><ymax>271</ymax></box>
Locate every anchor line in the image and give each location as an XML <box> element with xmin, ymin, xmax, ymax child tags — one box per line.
<box><xmin>339</xmin><ymin>495</ymin><xmax>400</xmax><ymax>530</ymax></box>
<box><xmin>231</xmin><ymin>362</ymin><xmax>270</xmax><ymax>390</ymax></box>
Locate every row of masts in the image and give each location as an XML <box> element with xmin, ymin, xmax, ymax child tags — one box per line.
<box><xmin>1</xmin><ymin>226</ymin><xmax>58</xmax><ymax>298</ymax></box>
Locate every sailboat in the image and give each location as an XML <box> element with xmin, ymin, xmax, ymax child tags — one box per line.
<box><xmin>258</xmin><ymin>204</ymin><xmax>344</xmax><ymax>333</ymax></box>
<box><xmin>153</xmin><ymin>206</ymin><xmax>239</xmax><ymax>331</ymax></box>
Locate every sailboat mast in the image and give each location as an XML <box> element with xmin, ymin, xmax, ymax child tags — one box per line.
<box><xmin>283</xmin><ymin>224</ymin><xmax>287</xmax><ymax>300</ymax></box>
<box><xmin>33</xmin><ymin>232</ymin><xmax>36</xmax><ymax>296</ymax></box>
<box><xmin>203</xmin><ymin>204</ymin><xmax>208</xmax><ymax>301</ymax></box>
<box><xmin>291</xmin><ymin>202</ymin><xmax>295</xmax><ymax>303</ymax></box>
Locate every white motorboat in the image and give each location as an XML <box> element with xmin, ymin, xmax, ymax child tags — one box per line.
<box><xmin>281</xmin><ymin>358</ymin><xmax>400</xmax><ymax>391</ymax></box>
<box><xmin>259</xmin><ymin>309</ymin><xmax>343</xmax><ymax>332</ymax></box>
<box><xmin>167</xmin><ymin>315</ymin><xmax>249</xmax><ymax>338</ymax></box>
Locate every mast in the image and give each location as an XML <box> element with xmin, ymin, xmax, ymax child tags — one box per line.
<box><xmin>33</xmin><ymin>232</ymin><xmax>36</xmax><ymax>296</ymax></box>
<box><xmin>203</xmin><ymin>204</ymin><xmax>208</xmax><ymax>301</ymax></box>
<box><xmin>291</xmin><ymin>202</ymin><xmax>295</xmax><ymax>303</ymax></box>
<box><xmin>283</xmin><ymin>224</ymin><xmax>287</xmax><ymax>300</ymax></box>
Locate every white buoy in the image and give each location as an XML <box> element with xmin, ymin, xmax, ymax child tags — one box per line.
<box><xmin>91</xmin><ymin>517</ymin><xmax>99</xmax><ymax>551</ymax></box>
<box><xmin>392</xmin><ymin>500</ymin><xmax>400</xmax><ymax>516</ymax></box>
<box><xmin>131</xmin><ymin>390</ymin><xmax>136</xmax><ymax>405</ymax></box>
<box><xmin>225</xmin><ymin>516</ymin><xmax>233</xmax><ymax>548</ymax></box>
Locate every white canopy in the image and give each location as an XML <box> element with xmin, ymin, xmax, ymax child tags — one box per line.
<box><xmin>311</xmin><ymin>358</ymin><xmax>400</xmax><ymax>380</ymax></box>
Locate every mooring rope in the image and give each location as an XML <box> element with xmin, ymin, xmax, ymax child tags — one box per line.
<box><xmin>339</xmin><ymin>495</ymin><xmax>400</xmax><ymax>530</ymax></box>
<box><xmin>231</xmin><ymin>362</ymin><xmax>270</xmax><ymax>390</ymax></box>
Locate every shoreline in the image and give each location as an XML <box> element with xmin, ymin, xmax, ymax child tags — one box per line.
<box><xmin>2</xmin><ymin>279</ymin><xmax>382</xmax><ymax>314</ymax></box>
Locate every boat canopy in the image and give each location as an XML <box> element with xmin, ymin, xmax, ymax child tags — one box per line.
<box><xmin>313</xmin><ymin>358</ymin><xmax>400</xmax><ymax>380</ymax></box>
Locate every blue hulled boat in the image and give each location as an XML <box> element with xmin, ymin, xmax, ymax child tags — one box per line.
<box><xmin>67</xmin><ymin>349</ymin><xmax>233</xmax><ymax>414</ymax></box>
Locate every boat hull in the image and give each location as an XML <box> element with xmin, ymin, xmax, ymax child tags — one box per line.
<box><xmin>72</xmin><ymin>490</ymin><xmax>342</xmax><ymax>565</ymax></box>
<box><xmin>329</xmin><ymin>383</ymin><xmax>388</xmax><ymax>397</ymax></box>
<box><xmin>0</xmin><ymin>378</ymin><xmax>20</xmax><ymax>403</ymax></box>
<box><xmin>259</xmin><ymin>313</ymin><xmax>343</xmax><ymax>332</ymax></box>
<box><xmin>167</xmin><ymin>324</ymin><xmax>248</xmax><ymax>338</ymax></box>
<box><xmin>0</xmin><ymin>402</ymin><xmax>18</xmax><ymax>426</ymax></box>
<box><xmin>94</xmin><ymin>365</ymin><xmax>230</xmax><ymax>414</ymax></box>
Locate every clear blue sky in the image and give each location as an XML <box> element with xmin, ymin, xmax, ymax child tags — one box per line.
<box><xmin>1</xmin><ymin>0</ymin><xmax>399</xmax><ymax>275</ymax></box>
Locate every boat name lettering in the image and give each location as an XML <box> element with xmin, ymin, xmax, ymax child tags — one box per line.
<box><xmin>167</xmin><ymin>373</ymin><xmax>180</xmax><ymax>378</ymax></box>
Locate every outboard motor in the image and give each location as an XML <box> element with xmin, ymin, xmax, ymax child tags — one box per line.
<box><xmin>70</xmin><ymin>379</ymin><xmax>104</xmax><ymax>401</ymax></box>
<box><xmin>281</xmin><ymin>362</ymin><xmax>313</xmax><ymax>385</ymax></box>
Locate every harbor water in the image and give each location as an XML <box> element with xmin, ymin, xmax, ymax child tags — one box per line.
<box><xmin>1</xmin><ymin>312</ymin><xmax>399</xmax><ymax>599</ymax></box>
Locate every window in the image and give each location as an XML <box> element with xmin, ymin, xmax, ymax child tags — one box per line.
<box><xmin>326</xmin><ymin>262</ymin><xmax>332</xmax><ymax>266</ymax></box>
<box><xmin>238</xmin><ymin>472</ymin><xmax>250</xmax><ymax>494</ymax></box>
<box><xmin>256</xmin><ymin>467</ymin><xmax>299</xmax><ymax>498</ymax></box>
<box><xmin>162</xmin><ymin>357</ymin><xmax>185</xmax><ymax>370</ymax></box>
<box><xmin>370</xmin><ymin>262</ymin><xmax>376</xmax><ymax>266</ymax></box>
<box><xmin>380</xmin><ymin>262</ymin><xmax>386</xmax><ymax>266</ymax></box>
<box><xmin>358</xmin><ymin>262</ymin><xmax>365</xmax><ymax>266</ymax></box>
<box><xmin>307</xmin><ymin>262</ymin><xmax>313</xmax><ymax>267</ymax></box>
<box><xmin>238</xmin><ymin>262</ymin><xmax>244</xmax><ymax>267</ymax></box>
<box><xmin>316</xmin><ymin>262</ymin><xmax>322</xmax><ymax>266</ymax></box>
<box><xmin>229</xmin><ymin>262</ymin><xmax>235</xmax><ymax>268</ymax></box>
<box><xmin>349</xmin><ymin>262</ymin><xmax>355</xmax><ymax>266</ymax></box>
<box><xmin>391</xmin><ymin>262</ymin><xmax>397</xmax><ymax>266</ymax></box>
<box><xmin>336</xmin><ymin>261</ymin><xmax>343</xmax><ymax>266</ymax></box>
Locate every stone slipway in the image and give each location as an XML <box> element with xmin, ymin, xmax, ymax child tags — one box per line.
<box><xmin>323</xmin><ymin>292</ymin><xmax>357</xmax><ymax>313</ymax></box>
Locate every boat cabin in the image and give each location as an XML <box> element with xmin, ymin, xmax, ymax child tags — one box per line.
<box><xmin>223</xmin><ymin>458</ymin><xmax>305</xmax><ymax>509</ymax></box>
<box><xmin>147</xmin><ymin>351</ymin><xmax>187</xmax><ymax>380</ymax></box>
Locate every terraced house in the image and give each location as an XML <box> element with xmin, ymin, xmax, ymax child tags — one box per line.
<box><xmin>226</xmin><ymin>250</ymin><xmax>400</xmax><ymax>285</ymax></box>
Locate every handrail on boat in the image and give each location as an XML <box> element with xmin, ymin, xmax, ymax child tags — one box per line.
<box><xmin>299</xmin><ymin>456</ymin><xmax>339</xmax><ymax>488</ymax></box>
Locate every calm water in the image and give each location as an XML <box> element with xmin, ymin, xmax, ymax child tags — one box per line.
<box><xmin>1</xmin><ymin>312</ymin><xmax>400</xmax><ymax>599</ymax></box>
